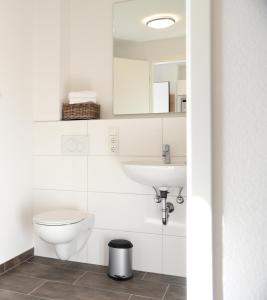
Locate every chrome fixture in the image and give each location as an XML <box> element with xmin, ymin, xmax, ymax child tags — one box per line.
<box><xmin>162</xmin><ymin>144</ymin><xmax>171</xmax><ymax>164</ymax></box>
<box><xmin>152</xmin><ymin>186</ymin><xmax>161</xmax><ymax>203</ymax></box>
<box><xmin>153</xmin><ymin>186</ymin><xmax>175</xmax><ymax>225</ymax></box>
<box><xmin>176</xmin><ymin>187</ymin><xmax>185</xmax><ymax>204</ymax></box>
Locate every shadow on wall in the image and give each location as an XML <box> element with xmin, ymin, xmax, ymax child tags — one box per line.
<box><xmin>212</xmin><ymin>0</ymin><xmax>224</xmax><ymax>299</ymax></box>
<box><xmin>20</xmin><ymin>196</ymin><xmax>34</xmax><ymax>235</ymax></box>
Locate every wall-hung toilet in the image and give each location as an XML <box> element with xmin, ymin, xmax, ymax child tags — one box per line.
<box><xmin>33</xmin><ymin>209</ymin><xmax>94</xmax><ymax>260</ymax></box>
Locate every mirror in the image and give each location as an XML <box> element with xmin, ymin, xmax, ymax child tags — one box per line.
<box><xmin>113</xmin><ymin>0</ymin><xmax>186</xmax><ymax>115</ymax></box>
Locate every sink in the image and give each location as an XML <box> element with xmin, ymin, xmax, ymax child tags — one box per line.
<box><xmin>122</xmin><ymin>161</ymin><xmax>186</xmax><ymax>188</ymax></box>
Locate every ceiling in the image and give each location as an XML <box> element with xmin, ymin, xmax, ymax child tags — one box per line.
<box><xmin>113</xmin><ymin>0</ymin><xmax>186</xmax><ymax>42</ymax></box>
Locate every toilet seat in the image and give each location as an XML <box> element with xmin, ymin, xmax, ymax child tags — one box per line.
<box><xmin>33</xmin><ymin>209</ymin><xmax>89</xmax><ymax>226</ymax></box>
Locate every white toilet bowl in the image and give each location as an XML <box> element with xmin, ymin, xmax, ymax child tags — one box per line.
<box><xmin>33</xmin><ymin>209</ymin><xmax>94</xmax><ymax>260</ymax></box>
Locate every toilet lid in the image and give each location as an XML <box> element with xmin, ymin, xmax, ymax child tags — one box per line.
<box><xmin>33</xmin><ymin>209</ymin><xmax>89</xmax><ymax>226</ymax></box>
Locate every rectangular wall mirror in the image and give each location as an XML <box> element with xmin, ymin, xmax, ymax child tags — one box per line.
<box><xmin>113</xmin><ymin>0</ymin><xmax>186</xmax><ymax>115</ymax></box>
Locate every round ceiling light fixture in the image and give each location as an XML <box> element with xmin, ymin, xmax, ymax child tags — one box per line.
<box><xmin>144</xmin><ymin>15</ymin><xmax>177</xmax><ymax>29</ymax></box>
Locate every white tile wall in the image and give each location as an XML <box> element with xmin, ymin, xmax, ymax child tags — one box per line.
<box><xmin>87</xmin><ymin>229</ymin><xmax>162</xmax><ymax>273</ymax></box>
<box><xmin>87</xmin><ymin>156</ymin><xmax>157</xmax><ymax>195</ymax></box>
<box><xmin>33</xmin><ymin>190</ymin><xmax>87</xmax><ymax>214</ymax></box>
<box><xmin>87</xmin><ymin>192</ymin><xmax>162</xmax><ymax>234</ymax></box>
<box><xmin>163</xmin><ymin>235</ymin><xmax>186</xmax><ymax>277</ymax></box>
<box><xmin>33</xmin><ymin>117</ymin><xmax>186</xmax><ymax>276</ymax></box>
<box><xmin>163</xmin><ymin>196</ymin><xmax>187</xmax><ymax>237</ymax></box>
<box><xmin>163</xmin><ymin>117</ymin><xmax>186</xmax><ymax>157</ymax></box>
<box><xmin>34</xmin><ymin>121</ymin><xmax>87</xmax><ymax>155</ymax></box>
<box><xmin>34</xmin><ymin>156</ymin><xmax>87</xmax><ymax>191</ymax></box>
<box><xmin>87</xmin><ymin>119</ymin><xmax>162</xmax><ymax>156</ymax></box>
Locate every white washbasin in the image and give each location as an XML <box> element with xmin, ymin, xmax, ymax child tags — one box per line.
<box><xmin>122</xmin><ymin>161</ymin><xmax>186</xmax><ymax>188</ymax></box>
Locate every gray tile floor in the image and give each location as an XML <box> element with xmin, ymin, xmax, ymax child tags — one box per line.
<box><xmin>0</xmin><ymin>256</ymin><xmax>186</xmax><ymax>300</ymax></box>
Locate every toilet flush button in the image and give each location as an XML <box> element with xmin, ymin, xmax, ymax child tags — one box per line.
<box><xmin>61</xmin><ymin>135</ymin><xmax>89</xmax><ymax>155</ymax></box>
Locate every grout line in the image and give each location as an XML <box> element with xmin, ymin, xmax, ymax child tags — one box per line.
<box><xmin>33</xmin><ymin>188</ymin><xmax>187</xmax><ymax>198</ymax></box>
<box><xmin>25</xmin><ymin>261</ymin><xmax>89</xmax><ymax>273</ymax></box>
<box><xmin>161</xmin><ymin>118</ymin><xmax>164</xmax><ymax>146</ymax></box>
<box><xmin>72</xmin><ymin>271</ymin><xmax>88</xmax><ymax>285</ymax></box>
<box><xmin>0</xmin><ymin>288</ymin><xmax>52</xmax><ymax>300</ymax></box>
<box><xmin>92</xmin><ymin>227</ymin><xmax>164</xmax><ymax>237</ymax></box>
<box><xmin>26</xmin><ymin>256</ymin><xmax>34</xmax><ymax>262</ymax></box>
<box><xmin>33</xmin><ymin>188</ymin><xmax>156</xmax><ymax>196</ymax></box>
<box><xmin>3</xmin><ymin>270</ymin><xmax>67</xmax><ymax>284</ymax></box>
<box><xmin>28</xmin><ymin>280</ymin><xmax>48</xmax><ymax>295</ymax></box>
<box><xmin>33</xmin><ymin>154</ymin><xmax>179</xmax><ymax>158</ymax></box>
<box><xmin>73</xmin><ymin>282</ymin><xmax>132</xmax><ymax>297</ymax></box>
<box><xmin>161</xmin><ymin>223</ymin><xmax>164</xmax><ymax>274</ymax></box>
<box><xmin>141</xmin><ymin>272</ymin><xmax>147</xmax><ymax>280</ymax></box>
<box><xmin>30</xmin><ymin>259</ymin><xmax>72</xmax><ymax>268</ymax></box>
<box><xmin>131</xmin><ymin>294</ymin><xmax>158</xmax><ymax>299</ymax></box>
<box><xmin>3</xmin><ymin>255</ymin><xmax>34</xmax><ymax>275</ymax></box>
<box><xmin>27</xmin><ymin>262</ymin><xmax>103</xmax><ymax>276</ymax></box>
<box><xmin>86</xmin><ymin>119</ymin><xmax>89</xmax><ymax>213</ymax></box>
<box><xmin>161</xmin><ymin>284</ymin><xmax>170</xmax><ymax>300</ymax></box>
<box><xmin>86</xmin><ymin>126</ymin><xmax>89</xmax><ymax>264</ymax></box>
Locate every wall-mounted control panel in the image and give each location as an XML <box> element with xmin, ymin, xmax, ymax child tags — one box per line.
<box><xmin>108</xmin><ymin>127</ymin><xmax>119</xmax><ymax>154</ymax></box>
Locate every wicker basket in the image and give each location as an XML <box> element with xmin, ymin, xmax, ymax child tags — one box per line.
<box><xmin>62</xmin><ymin>102</ymin><xmax>100</xmax><ymax>120</ymax></box>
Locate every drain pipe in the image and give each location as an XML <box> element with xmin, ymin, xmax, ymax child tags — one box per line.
<box><xmin>153</xmin><ymin>186</ymin><xmax>174</xmax><ymax>225</ymax></box>
<box><xmin>160</xmin><ymin>188</ymin><xmax>170</xmax><ymax>225</ymax></box>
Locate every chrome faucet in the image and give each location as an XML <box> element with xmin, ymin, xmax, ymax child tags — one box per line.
<box><xmin>162</xmin><ymin>144</ymin><xmax>171</xmax><ymax>164</ymax></box>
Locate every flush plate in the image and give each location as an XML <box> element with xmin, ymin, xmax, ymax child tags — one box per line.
<box><xmin>61</xmin><ymin>135</ymin><xmax>89</xmax><ymax>155</ymax></box>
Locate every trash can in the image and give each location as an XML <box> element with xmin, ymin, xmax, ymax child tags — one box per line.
<box><xmin>108</xmin><ymin>239</ymin><xmax>133</xmax><ymax>280</ymax></box>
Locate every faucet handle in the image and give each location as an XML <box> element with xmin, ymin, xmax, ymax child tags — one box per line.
<box><xmin>152</xmin><ymin>186</ymin><xmax>161</xmax><ymax>203</ymax></box>
<box><xmin>162</xmin><ymin>144</ymin><xmax>170</xmax><ymax>152</ymax></box>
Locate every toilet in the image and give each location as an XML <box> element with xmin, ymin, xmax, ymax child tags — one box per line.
<box><xmin>33</xmin><ymin>209</ymin><xmax>94</xmax><ymax>260</ymax></box>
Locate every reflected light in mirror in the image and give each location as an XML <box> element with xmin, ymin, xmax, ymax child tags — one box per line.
<box><xmin>143</xmin><ymin>14</ymin><xmax>180</xmax><ymax>29</ymax></box>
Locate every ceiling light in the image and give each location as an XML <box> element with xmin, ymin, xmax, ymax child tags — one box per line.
<box><xmin>145</xmin><ymin>17</ymin><xmax>176</xmax><ymax>29</ymax></box>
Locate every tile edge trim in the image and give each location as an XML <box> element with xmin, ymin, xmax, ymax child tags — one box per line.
<box><xmin>0</xmin><ymin>248</ymin><xmax>34</xmax><ymax>275</ymax></box>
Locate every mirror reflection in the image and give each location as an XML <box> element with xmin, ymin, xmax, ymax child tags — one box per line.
<box><xmin>113</xmin><ymin>0</ymin><xmax>186</xmax><ymax>115</ymax></box>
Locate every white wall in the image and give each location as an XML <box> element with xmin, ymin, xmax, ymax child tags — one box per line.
<box><xmin>33</xmin><ymin>117</ymin><xmax>187</xmax><ymax>276</ymax></box>
<box><xmin>32</xmin><ymin>0</ymin><xmax>122</xmax><ymax>120</ymax></box>
<box><xmin>114</xmin><ymin>37</ymin><xmax>186</xmax><ymax>62</ymax></box>
<box><xmin>33</xmin><ymin>0</ymin><xmax>70</xmax><ymax>121</ymax></box>
<box><xmin>213</xmin><ymin>0</ymin><xmax>267</xmax><ymax>299</ymax></box>
<box><xmin>113</xmin><ymin>58</ymin><xmax>150</xmax><ymax>114</ymax></box>
<box><xmin>69</xmin><ymin>0</ymin><xmax>115</xmax><ymax>119</ymax></box>
<box><xmin>0</xmin><ymin>0</ymin><xmax>33</xmax><ymax>263</ymax></box>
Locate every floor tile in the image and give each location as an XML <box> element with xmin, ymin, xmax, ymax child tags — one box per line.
<box><xmin>75</xmin><ymin>272</ymin><xmax>168</xmax><ymax>299</ymax></box>
<box><xmin>143</xmin><ymin>273</ymin><xmax>186</xmax><ymax>286</ymax></box>
<box><xmin>28</xmin><ymin>256</ymin><xmax>71</xmax><ymax>268</ymax></box>
<box><xmin>10</xmin><ymin>262</ymin><xmax>84</xmax><ymax>283</ymax></box>
<box><xmin>32</xmin><ymin>281</ymin><xmax>129</xmax><ymax>300</ymax></box>
<box><xmin>164</xmin><ymin>284</ymin><xmax>186</xmax><ymax>300</ymax></box>
<box><xmin>0</xmin><ymin>290</ymin><xmax>40</xmax><ymax>300</ymax></box>
<box><xmin>0</xmin><ymin>257</ymin><xmax>186</xmax><ymax>300</ymax></box>
<box><xmin>0</xmin><ymin>273</ymin><xmax>45</xmax><ymax>294</ymax></box>
<box><xmin>130</xmin><ymin>296</ymin><xmax>158</xmax><ymax>300</ymax></box>
<box><xmin>4</xmin><ymin>249</ymin><xmax>34</xmax><ymax>272</ymax></box>
<box><xmin>68</xmin><ymin>261</ymin><xmax>108</xmax><ymax>273</ymax></box>
<box><xmin>67</xmin><ymin>261</ymin><xmax>145</xmax><ymax>279</ymax></box>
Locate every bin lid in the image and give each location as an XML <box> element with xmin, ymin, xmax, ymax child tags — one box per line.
<box><xmin>108</xmin><ymin>239</ymin><xmax>133</xmax><ymax>249</ymax></box>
